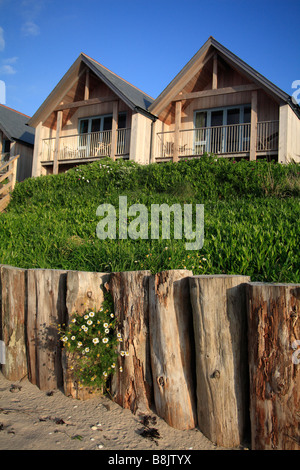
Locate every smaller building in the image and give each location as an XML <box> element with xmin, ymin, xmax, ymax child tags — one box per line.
<box><xmin>28</xmin><ymin>53</ymin><xmax>155</xmax><ymax>177</ymax></box>
<box><xmin>0</xmin><ymin>104</ymin><xmax>35</xmax><ymax>181</ymax></box>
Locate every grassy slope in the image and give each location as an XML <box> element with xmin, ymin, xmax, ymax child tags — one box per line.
<box><xmin>0</xmin><ymin>156</ymin><xmax>299</xmax><ymax>283</ymax></box>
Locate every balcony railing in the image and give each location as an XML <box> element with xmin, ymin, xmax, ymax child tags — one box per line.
<box><xmin>42</xmin><ymin>128</ymin><xmax>131</xmax><ymax>162</ymax></box>
<box><xmin>156</xmin><ymin>121</ymin><xmax>279</xmax><ymax>160</ymax></box>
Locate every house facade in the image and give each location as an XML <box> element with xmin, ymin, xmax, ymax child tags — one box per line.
<box><xmin>0</xmin><ymin>104</ymin><xmax>35</xmax><ymax>181</ymax></box>
<box><xmin>149</xmin><ymin>37</ymin><xmax>300</xmax><ymax>164</ymax></box>
<box><xmin>29</xmin><ymin>37</ymin><xmax>300</xmax><ymax>177</ymax></box>
<box><xmin>28</xmin><ymin>53</ymin><xmax>155</xmax><ymax>177</ymax></box>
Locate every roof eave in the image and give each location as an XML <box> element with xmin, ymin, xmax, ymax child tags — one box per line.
<box><xmin>149</xmin><ymin>36</ymin><xmax>295</xmax><ymax>117</ymax></box>
<box><xmin>27</xmin><ymin>55</ymin><xmax>83</xmax><ymax>128</ymax></box>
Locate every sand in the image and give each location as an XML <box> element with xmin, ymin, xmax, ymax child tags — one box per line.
<box><xmin>0</xmin><ymin>371</ymin><xmax>233</xmax><ymax>452</ymax></box>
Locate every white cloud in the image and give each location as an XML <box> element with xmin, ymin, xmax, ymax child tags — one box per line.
<box><xmin>21</xmin><ymin>21</ymin><xmax>40</xmax><ymax>36</ymax></box>
<box><xmin>0</xmin><ymin>27</ymin><xmax>5</xmax><ymax>51</ymax></box>
<box><xmin>3</xmin><ymin>56</ymin><xmax>18</xmax><ymax>64</ymax></box>
<box><xmin>0</xmin><ymin>64</ymin><xmax>16</xmax><ymax>75</ymax></box>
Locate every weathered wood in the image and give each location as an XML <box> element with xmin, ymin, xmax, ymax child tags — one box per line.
<box><xmin>63</xmin><ymin>270</ymin><xmax>109</xmax><ymax>400</ymax></box>
<box><xmin>149</xmin><ymin>270</ymin><xmax>197</xmax><ymax>430</ymax></box>
<box><xmin>109</xmin><ymin>270</ymin><xmax>153</xmax><ymax>414</ymax></box>
<box><xmin>246</xmin><ymin>282</ymin><xmax>300</xmax><ymax>450</ymax></box>
<box><xmin>110</xmin><ymin>101</ymin><xmax>119</xmax><ymax>161</ymax></box>
<box><xmin>212</xmin><ymin>54</ymin><xmax>218</xmax><ymax>89</ymax></box>
<box><xmin>173</xmin><ymin>101</ymin><xmax>182</xmax><ymax>163</ymax></box>
<box><xmin>27</xmin><ymin>269</ymin><xmax>67</xmax><ymax>391</ymax></box>
<box><xmin>250</xmin><ymin>90</ymin><xmax>258</xmax><ymax>161</ymax></box>
<box><xmin>53</xmin><ymin>110</ymin><xmax>62</xmax><ymax>175</ymax></box>
<box><xmin>0</xmin><ymin>265</ymin><xmax>27</xmax><ymax>381</ymax></box>
<box><xmin>189</xmin><ymin>275</ymin><xmax>250</xmax><ymax>447</ymax></box>
<box><xmin>173</xmin><ymin>84</ymin><xmax>260</xmax><ymax>102</ymax></box>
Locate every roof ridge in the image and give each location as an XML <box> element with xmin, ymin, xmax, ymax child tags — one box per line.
<box><xmin>0</xmin><ymin>103</ymin><xmax>31</xmax><ymax>119</ymax></box>
<box><xmin>80</xmin><ymin>52</ymin><xmax>154</xmax><ymax>101</ymax></box>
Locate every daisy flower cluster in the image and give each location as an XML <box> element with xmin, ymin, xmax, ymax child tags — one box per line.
<box><xmin>58</xmin><ymin>292</ymin><xmax>127</xmax><ymax>390</ymax></box>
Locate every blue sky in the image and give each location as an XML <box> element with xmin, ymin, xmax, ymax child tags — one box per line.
<box><xmin>0</xmin><ymin>0</ymin><xmax>299</xmax><ymax>117</ymax></box>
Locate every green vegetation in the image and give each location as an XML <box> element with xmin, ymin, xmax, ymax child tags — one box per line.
<box><xmin>58</xmin><ymin>291</ymin><xmax>121</xmax><ymax>390</ymax></box>
<box><xmin>0</xmin><ymin>156</ymin><xmax>299</xmax><ymax>283</ymax></box>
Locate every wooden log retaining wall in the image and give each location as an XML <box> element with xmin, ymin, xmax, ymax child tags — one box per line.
<box><xmin>0</xmin><ymin>265</ymin><xmax>299</xmax><ymax>450</ymax></box>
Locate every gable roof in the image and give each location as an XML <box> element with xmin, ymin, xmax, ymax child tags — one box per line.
<box><xmin>28</xmin><ymin>53</ymin><xmax>155</xmax><ymax>127</ymax></box>
<box><xmin>149</xmin><ymin>36</ymin><xmax>300</xmax><ymax>119</ymax></box>
<box><xmin>0</xmin><ymin>104</ymin><xmax>35</xmax><ymax>146</ymax></box>
<box><xmin>81</xmin><ymin>53</ymin><xmax>154</xmax><ymax>114</ymax></box>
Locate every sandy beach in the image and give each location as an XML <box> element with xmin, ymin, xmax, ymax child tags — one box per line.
<box><xmin>0</xmin><ymin>371</ymin><xmax>237</xmax><ymax>452</ymax></box>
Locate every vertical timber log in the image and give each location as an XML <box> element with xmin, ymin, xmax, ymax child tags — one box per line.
<box><xmin>246</xmin><ymin>282</ymin><xmax>300</xmax><ymax>450</ymax></box>
<box><xmin>63</xmin><ymin>270</ymin><xmax>110</xmax><ymax>400</ymax></box>
<box><xmin>189</xmin><ymin>275</ymin><xmax>250</xmax><ymax>447</ymax></box>
<box><xmin>109</xmin><ymin>270</ymin><xmax>152</xmax><ymax>414</ymax></box>
<box><xmin>149</xmin><ymin>270</ymin><xmax>197</xmax><ymax>430</ymax></box>
<box><xmin>27</xmin><ymin>269</ymin><xmax>67</xmax><ymax>391</ymax></box>
<box><xmin>0</xmin><ymin>265</ymin><xmax>27</xmax><ymax>381</ymax></box>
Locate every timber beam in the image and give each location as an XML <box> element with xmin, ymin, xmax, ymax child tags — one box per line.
<box><xmin>54</xmin><ymin>96</ymin><xmax>118</xmax><ymax>112</ymax></box>
<box><xmin>173</xmin><ymin>84</ymin><xmax>260</xmax><ymax>102</ymax></box>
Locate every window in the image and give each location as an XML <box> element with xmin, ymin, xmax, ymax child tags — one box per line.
<box><xmin>194</xmin><ymin>105</ymin><xmax>251</xmax><ymax>154</ymax></box>
<box><xmin>78</xmin><ymin>113</ymin><xmax>127</xmax><ymax>157</ymax></box>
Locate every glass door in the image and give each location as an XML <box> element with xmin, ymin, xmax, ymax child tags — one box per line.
<box><xmin>194</xmin><ymin>111</ymin><xmax>207</xmax><ymax>155</ymax></box>
<box><xmin>210</xmin><ymin>110</ymin><xmax>224</xmax><ymax>154</ymax></box>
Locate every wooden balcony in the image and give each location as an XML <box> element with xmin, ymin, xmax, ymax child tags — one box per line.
<box><xmin>155</xmin><ymin>121</ymin><xmax>279</xmax><ymax>161</ymax></box>
<box><xmin>42</xmin><ymin>128</ymin><xmax>131</xmax><ymax>164</ymax></box>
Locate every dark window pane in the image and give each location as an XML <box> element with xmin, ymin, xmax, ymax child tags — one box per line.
<box><xmin>118</xmin><ymin>113</ymin><xmax>126</xmax><ymax>129</ymax></box>
<box><xmin>91</xmin><ymin>118</ymin><xmax>101</xmax><ymax>133</ymax></box>
<box><xmin>79</xmin><ymin>119</ymin><xmax>89</xmax><ymax>134</ymax></box>
<box><xmin>244</xmin><ymin>107</ymin><xmax>251</xmax><ymax>123</ymax></box>
<box><xmin>211</xmin><ymin>110</ymin><xmax>223</xmax><ymax>127</ymax></box>
<box><xmin>103</xmin><ymin>116</ymin><xmax>112</xmax><ymax>131</ymax></box>
<box><xmin>227</xmin><ymin>108</ymin><xmax>240</xmax><ymax>125</ymax></box>
<box><xmin>4</xmin><ymin>139</ymin><xmax>10</xmax><ymax>153</ymax></box>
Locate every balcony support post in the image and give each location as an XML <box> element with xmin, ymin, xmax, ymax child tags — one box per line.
<box><xmin>212</xmin><ymin>54</ymin><xmax>218</xmax><ymax>90</ymax></box>
<box><xmin>110</xmin><ymin>101</ymin><xmax>119</xmax><ymax>161</ymax></box>
<box><xmin>53</xmin><ymin>110</ymin><xmax>62</xmax><ymax>175</ymax></box>
<box><xmin>173</xmin><ymin>100</ymin><xmax>182</xmax><ymax>162</ymax></box>
<box><xmin>250</xmin><ymin>91</ymin><xmax>258</xmax><ymax>161</ymax></box>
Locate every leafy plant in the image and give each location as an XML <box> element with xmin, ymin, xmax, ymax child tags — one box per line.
<box><xmin>0</xmin><ymin>157</ymin><xmax>299</xmax><ymax>283</ymax></box>
<box><xmin>58</xmin><ymin>291</ymin><xmax>126</xmax><ymax>390</ymax></box>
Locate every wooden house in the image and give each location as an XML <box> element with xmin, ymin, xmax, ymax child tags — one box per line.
<box><xmin>29</xmin><ymin>38</ymin><xmax>300</xmax><ymax>177</ymax></box>
<box><xmin>0</xmin><ymin>104</ymin><xmax>35</xmax><ymax>181</ymax></box>
<box><xmin>28</xmin><ymin>53</ymin><xmax>155</xmax><ymax>176</ymax></box>
<box><xmin>149</xmin><ymin>37</ymin><xmax>300</xmax><ymax>164</ymax></box>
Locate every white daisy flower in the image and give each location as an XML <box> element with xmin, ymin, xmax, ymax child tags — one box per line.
<box><xmin>102</xmin><ymin>338</ymin><xmax>108</xmax><ymax>344</ymax></box>
<box><xmin>92</xmin><ymin>338</ymin><xmax>99</xmax><ymax>344</ymax></box>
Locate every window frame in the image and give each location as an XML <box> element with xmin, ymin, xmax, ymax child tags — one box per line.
<box><xmin>193</xmin><ymin>104</ymin><xmax>251</xmax><ymax>154</ymax></box>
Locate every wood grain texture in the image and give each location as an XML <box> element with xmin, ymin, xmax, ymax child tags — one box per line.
<box><xmin>189</xmin><ymin>274</ymin><xmax>250</xmax><ymax>447</ymax></box>
<box><xmin>246</xmin><ymin>282</ymin><xmax>300</xmax><ymax>450</ymax></box>
<box><xmin>109</xmin><ymin>270</ymin><xmax>153</xmax><ymax>414</ymax></box>
<box><xmin>149</xmin><ymin>270</ymin><xmax>197</xmax><ymax>430</ymax></box>
<box><xmin>26</xmin><ymin>269</ymin><xmax>67</xmax><ymax>391</ymax></box>
<box><xmin>0</xmin><ymin>265</ymin><xmax>27</xmax><ymax>381</ymax></box>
